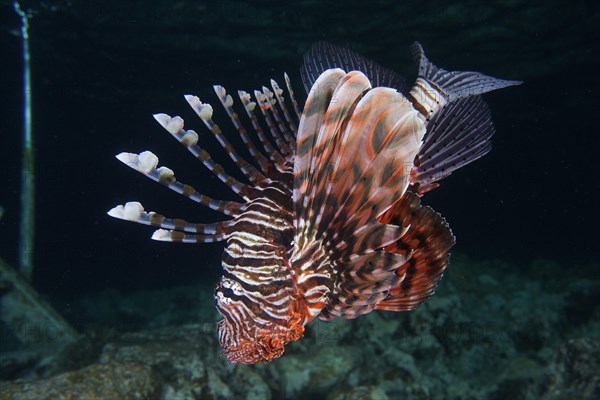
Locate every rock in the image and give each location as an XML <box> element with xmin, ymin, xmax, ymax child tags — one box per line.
<box><xmin>328</xmin><ymin>385</ymin><xmax>389</xmax><ymax>400</ymax></box>
<box><xmin>0</xmin><ymin>361</ymin><xmax>157</xmax><ymax>399</ymax></box>
<box><xmin>538</xmin><ymin>338</ymin><xmax>600</xmax><ymax>400</ymax></box>
<box><xmin>273</xmin><ymin>345</ymin><xmax>362</xmax><ymax>398</ymax></box>
<box><xmin>231</xmin><ymin>367</ymin><xmax>271</xmax><ymax>400</ymax></box>
<box><xmin>1</xmin><ymin>257</ymin><xmax>598</xmax><ymax>399</ymax></box>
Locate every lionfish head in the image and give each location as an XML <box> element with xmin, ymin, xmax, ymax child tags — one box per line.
<box><xmin>214</xmin><ymin>275</ymin><xmax>305</xmax><ymax>364</ymax></box>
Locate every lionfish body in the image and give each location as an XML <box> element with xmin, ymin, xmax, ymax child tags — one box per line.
<box><xmin>109</xmin><ymin>42</ymin><xmax>521</xmax><ymax>364</ymax></box>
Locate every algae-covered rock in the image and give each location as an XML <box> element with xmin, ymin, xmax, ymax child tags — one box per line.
<box><xmin>1</xmin><ymin>257</ymin><xmax>598</xmax><ymax>399</ymax></box>
<box><xmin>538</xmin><ymin>338</ymin><xmax>600</xmax><ymax>400</ymax></box>
<box><xmin>0</xmin><ymin>361</ymin><xmax>157</xmax><ymax>399</ymax></box>
<box><xmin>327</xmin><ymin>385</ymin><xmax>389</xmax><ymax>400</ymax></box>
<box><xmin>273</xmin><ymin>345</ymin><xmax>362</xmax><ymax>398</ymax></box>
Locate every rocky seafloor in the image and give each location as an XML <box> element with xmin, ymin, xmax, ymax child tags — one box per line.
<box><xmin>1</xmin><ymin>254</ymin><xmax>598</xmax><ymax>399</ymax></box>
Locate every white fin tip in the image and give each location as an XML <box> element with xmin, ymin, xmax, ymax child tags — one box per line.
<box><xmin>254</xmin><ymin>90</ymin><xmax>266</xmax><ymax>102</ymax></box>
<box><xmin>151</xmin><ymin>229</ymin><xmax>171</xmax><ymax>241</ymax></box>
<box><xmin>153</xmin><ymin>113</ymin><xmax>184</xmax><ymax>134</ymax></box>
<box><xmin>116</xmin><ymin>151</ymin><xmax>158</xmax><ymax>173</ymax></box>
<box><xmin>156</xmin><ymin>166</ymin><xmax>175</xmax><ymax>180</ymax></box>
<box><xmin>181</xmin><ymin>130</ymin><xmax>199</xmax><ymax>146</ymax></box>
<box><xmin>184</xmin><ymin>95</ymin><xmax>214</xmax><ymax>120</ymax></box>
<box><xmin>107</xmin><ymin>201</ymin><xmax>145</xmax><ymax>221</ymax></box>
<box><xmin>184</xmin><ymin>94</ymin><xmax>199</xmax><ymax>106</ymax></box>
<box><xmin>213</xmin><ymin>85</ymin><xmax>226</xmax><ymax>98</ymax></box>
<box><xmin>238</xmin><ymin>90</ymin><xmax>251</xmax><ymax>101</ymax></box>
<box><xmin>184</xmin><ymin>94</ymin><xmax>200</xmax><ymax>107</ymax></box>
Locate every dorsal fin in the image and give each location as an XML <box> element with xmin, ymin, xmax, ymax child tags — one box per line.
<box><xmin>301</xmin><ymin>41</ymin><xmax>408</xmax><ymax>94</ymax></box>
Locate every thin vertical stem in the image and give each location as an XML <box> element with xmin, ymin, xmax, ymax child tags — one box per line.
<box><xmin>14</xmin><ymin>1</ymin><xmax>34</xmax><ymax>281</ymax></box>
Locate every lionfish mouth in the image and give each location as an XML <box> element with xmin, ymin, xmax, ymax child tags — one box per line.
<box><xmin>217</xmin><ymin>319</ymin><xmax>304</xmax><ymax>364</ymax></box>
<box><xmin>222</xmin><ymin>338</ymin><xmax>284</xmax><ymax>364</ymax></box>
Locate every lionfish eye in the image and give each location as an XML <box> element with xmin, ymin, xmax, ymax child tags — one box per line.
<box><xmin>220</xmin><ymin>286</ymin><xmax>235</xmax><ymax>298</ymax></box>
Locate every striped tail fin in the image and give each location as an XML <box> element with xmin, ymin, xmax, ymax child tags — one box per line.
<box><xmin>407</xmin><ymin>42</ymin><xmax>522</xmax><ymax>194</ymax></box>
<box><xmin>408</xmin><ymin>41</ymin><xmax>522</xmax><ymax>120</ymax></box>
<box><xmin>410</xmin><ymin>95</ymin><xmax>495</xmax><ymax>194</ymax></box>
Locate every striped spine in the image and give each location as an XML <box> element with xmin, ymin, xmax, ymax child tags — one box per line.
<box><xmin>108</xmin><ymin>74</ymin><xmax>320</xmax><ymax>364</ymax></box>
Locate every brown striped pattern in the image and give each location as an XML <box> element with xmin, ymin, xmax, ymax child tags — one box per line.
<box><xmin>376</xmin><ymin>192</ymin><xmax>455</xmax><ymax>311</ymax></box>
<box><xmin>406</xmin><ymin>77</ymin><xmax>448</xmax><ymax>122</ymax></box>
<box><xmin>290</xmin><ymin>70</ymin><xmax>432</xmax><ymax>322</ymax></box>
<box><xmin>110</xmin><ymin>76</ymin><xmax>308</xmax><ymax>364</ymax></box>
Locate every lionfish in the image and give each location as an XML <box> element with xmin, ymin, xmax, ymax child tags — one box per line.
<box><xmin>108</xmin><ymin>42</ymin><xmax>520</xmax><ymax>364</ymax></box>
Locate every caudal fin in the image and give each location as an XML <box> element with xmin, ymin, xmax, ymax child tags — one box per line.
<box><xmin>410</xmin><ymin>42</ymin><xmax>522</xmax><ymax>103</ymax></box>
<box><xmin>407</xmin><ymin>42</ymin><xmax>522</xmax><ymax>194</ymax></box>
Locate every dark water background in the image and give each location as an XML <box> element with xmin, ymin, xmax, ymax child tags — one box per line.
<box><xmin>0</xmin><ymin>0</ymin><xmax>597</xmax><ymax>303</ymax></box>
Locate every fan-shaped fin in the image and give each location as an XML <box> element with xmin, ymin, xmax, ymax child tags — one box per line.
<box><xmin>317</xmin><ymin>87</ymin><xmax>425</xmax><ymax>246</ymax></box>
<box><xmin>301</xmin><ymin>41</ymin><xmax>408</xmax><ymax>94</ymax></box>
<box><xmin>411</xmin><ymin>42</ymin><xmax>522</xmax><ymax>101</ymax></box>
<box><xmin>319</xmin><ymin>251</ymin><xmax>408</xmax><ymax>320</ymax></box>
<box><xmin>410</xmin><ymin>95</ymin><xmax>495</xmax><ymax>195</ymax></box>
<box><xmin>375</xmin><ymin>192</ymin><xmax>455</xmax><ymax>311</ymax></box>
<box><xmin>294</xmin><ymin>70</ymin><xmax>425</xmax><ymax>255</ymax></box>
<box><xmin>293</xmin><ymin>68</ymin><xmax>346</xmax><ymax>246</ymax></box>
<box><xmin>302</xmin><ymin>71</ymin><xmax>372</xmax><ymax>239</ymax></box>
<box><xmin>293</xmin><ymin>71</ymin><xmax>427</xmax><ymax>323</ymax></box>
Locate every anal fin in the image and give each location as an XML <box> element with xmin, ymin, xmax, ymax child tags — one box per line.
<box><xmin>320</xmin><ymin>251</ymin><xmax>408</xmax><ymax>320</ymax></box>
<box><xmin>375</xmin><ymin>192</ymin><xmax>455</xmax><ymax>311</ymax></box>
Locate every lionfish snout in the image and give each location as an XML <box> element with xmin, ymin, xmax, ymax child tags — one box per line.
<box><xmin>214</xmin><ymin>274</ymin><xmax>306</xmax><ymax>363</ymax></box>
<box><xmin>216</xmin><ymin>318</ymin><xmax>286</xmax><ymax>364</ymax></box>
